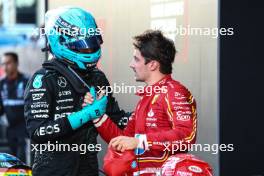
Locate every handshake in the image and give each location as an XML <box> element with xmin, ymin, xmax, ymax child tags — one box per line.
<box><xmin>67</xmin><ymin>87</ymin><xmax>107</xmax><ymax>130</ymax></box>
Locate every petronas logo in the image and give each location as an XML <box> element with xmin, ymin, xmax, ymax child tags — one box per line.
<box><xmin>33</xmin><ymin>74</ymin><xmax>43</xmax><ymax>89</ymax></box>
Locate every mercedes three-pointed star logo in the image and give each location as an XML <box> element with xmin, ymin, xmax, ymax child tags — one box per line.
<box><xmin>57</xmin><ymin>76</ymin><xmax>67</xmax><ymax>88</ymax></box>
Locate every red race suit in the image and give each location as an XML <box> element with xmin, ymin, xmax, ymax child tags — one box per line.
<box><xmin>94</xmin><ymin>75</ymin><xmax>197</xmax><ymax>175</ymax></box>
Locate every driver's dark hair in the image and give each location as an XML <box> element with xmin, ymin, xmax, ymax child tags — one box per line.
<box><xmin>133</xmin><ymin>30</ymin><xmax>176</xmax><ymax>74</ymax></box>
<box><xmin>4</xmin><ymin>52</ymin><xmax>19</xmax><ymax>64</ymax></box>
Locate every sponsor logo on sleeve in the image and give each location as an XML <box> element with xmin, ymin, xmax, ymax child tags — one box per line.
<box><xmin>54</xmin><ymin>112</ymin><xmax>71</xmax><ymax>120</ymax></box>
<box><xmin>56</xmin><ymin>98</ymin><xmax>73</xmax><ymax>103</ymax></box>
<box><xmin>58</xmin><ymin>90</ymin><xmax>71</xmax><ymax>97</ymax></box>
<box><xmin>33</xmin><ymin>74</ymin><xmax>44</xmax><ymax>89</ymax></box>
<box><xmin>32</xmin><ymin>93</ymin><xmax>44</xmax><ymax>100</ymax></box>
<box><xmin>188</xmin><ymin>165</ymin><xmax>203</xmax><ymax>173</ymax></box>
<box><xmin>177</xmin><ymin>115</ymin><xmax>191</xmax><ymax>121</ymax></box>
<box><xmin>147</xmin><ymin>108</ymin><xmax>154</xmax><ymax>117</ymax></box>
<box><xmin>55</xmin><ymin>105</ymin><xmax>74</xmax><ymax>111</ymax></box>
<box><xmin>57</xmin><ymin>76</ymin><xmax>67</xmax><ymax>88</ymax></box>
<box><xmin>31</xmin><ymin>109</ymin><xmax>49</xmax><ymax>114</ymax></box>
<box><xmin>33</xmin><ymin>114</ymin><xmax>49</xmax><ymax>119</ymax></box>
<box><xmin>36</xmin><ymin>124</ymin><xmax>60</xmax><ymax>136</ymax></box>
<box><xmin>176</xmin><ymin>171</ymin><xmax>192</xmax><ymax>176</ymax></box>
<box><xmin>31</xmin><ymin>102</ymin><xmax>49</xmax><ymax>108</ymax></box>
<box><xmin>30</xmin><ymin>88</ymin><xmax>46</xmax><ymax>92</ymax></box>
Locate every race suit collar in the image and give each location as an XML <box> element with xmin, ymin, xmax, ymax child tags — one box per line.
<box><xmin>42</xmin><ymin>59</ymin><xmax>89</xmax><ymax>94</ymax></box>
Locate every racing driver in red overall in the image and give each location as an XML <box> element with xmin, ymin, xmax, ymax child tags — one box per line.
<box><xmin>86</xmin><ymin>30</ymin><xmax>197</xmax><ymax>175</ymax></box>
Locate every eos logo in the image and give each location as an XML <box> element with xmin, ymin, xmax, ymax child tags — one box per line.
<box><xmin>37</xmin><ymin>124</ymin><xmax>60</xmax><ymax>136</ymax></box>
<box><xmin>188</xmin><ymin>165</ymin><xmax>203</xmax><ymax>173</ymax></box>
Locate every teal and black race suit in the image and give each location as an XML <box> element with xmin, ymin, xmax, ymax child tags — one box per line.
<box><xmin>24</xmin><ymin>59</ymin><xmax>130</xmax><ymax>176</ymax></box>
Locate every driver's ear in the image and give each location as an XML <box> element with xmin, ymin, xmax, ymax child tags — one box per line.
<box><xmin>148</xmin><ymin>60</ymin><xmax>160</xmax><ymax>71</ymax></box>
